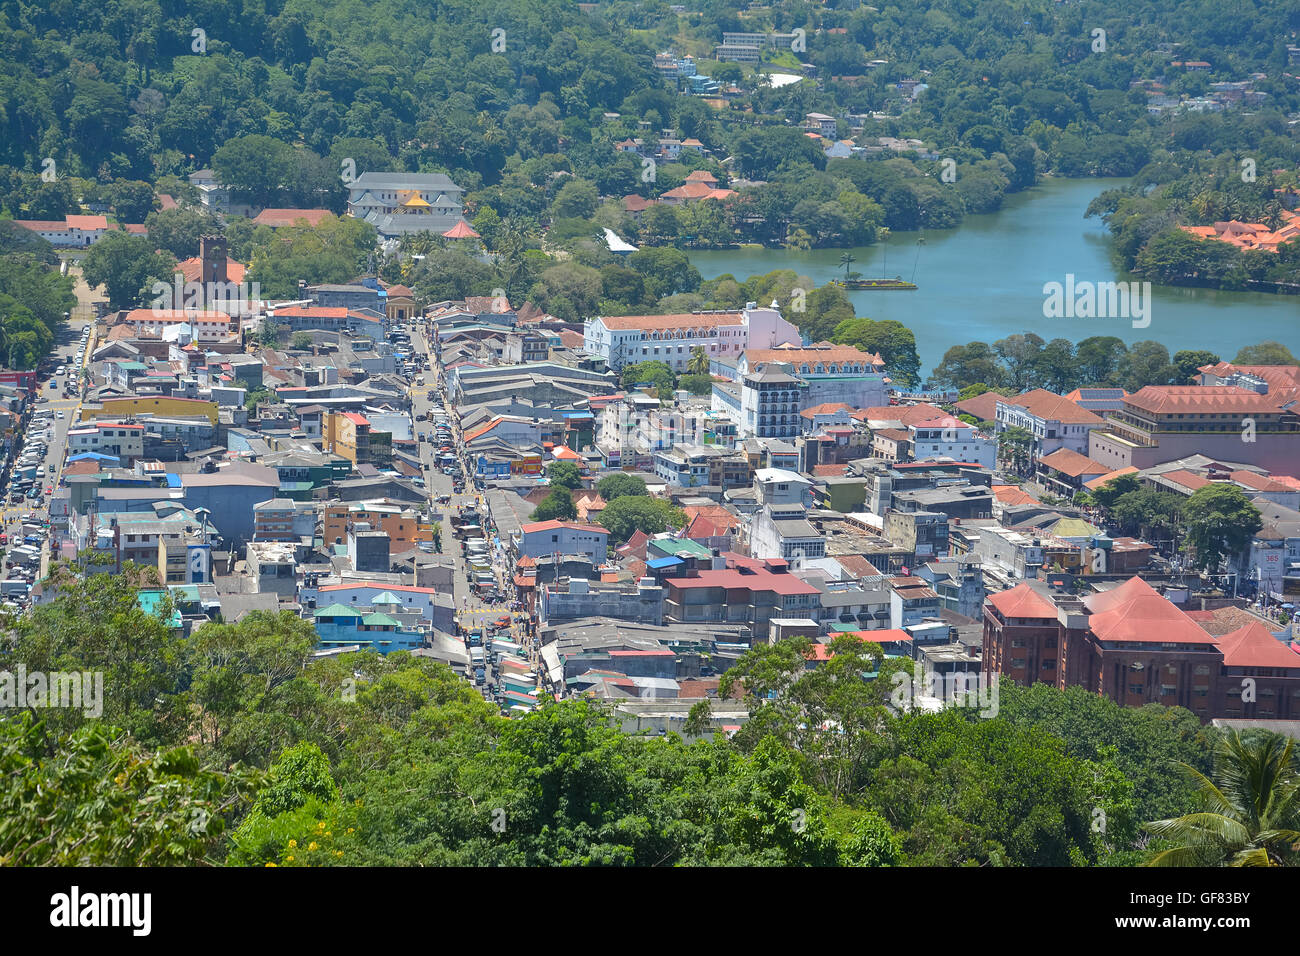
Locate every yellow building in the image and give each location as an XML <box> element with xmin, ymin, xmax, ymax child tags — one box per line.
<box><xmin>324</xmin><ymin>411</ymin><xmax>391</xmax><ymax>465</ymax></box>
<box><xmin>81</xmin><ymin>395</ymin><xmax>219</xmax><ymax>427</ymax></box>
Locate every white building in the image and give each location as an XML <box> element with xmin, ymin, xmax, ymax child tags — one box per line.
<box><xmin>908</xmin><ymin>415</ymin><xmax>997</xmax><ymax>468</ymax></box>
<box><xmin>119</xmin><ymin>309</ymin><xmax>234</xmax><ymax>343</ymax></box>
<box><xmin>517</xmin><ymin>520</ymin><xmax>610</xmax><ymax>564</ymax></box>
<box><xmin>739</xmin><ymin>364</ymin><xmax>805</xmax><ymax>439</ymax></box>
<box><xmin>346</xmin><ymin>173</ymin><xmax>466</xmax><ymax>239</ymax></box>
<box><xmin>734</xmin><ymin>343</ymin><xmax>888</xmax><ymax>411</ymax></box>
<box><xmin>754</xmin><ymin>468</ymin><xmax>813</xmax><ymax>507</ymax></box>
<box><xmin>995</xmin><ymin>389</ymin><xmax>1104</xmax><ymax>459</ymax></box>
<box><xmin>66</xmin><ymin>421</ymin><xmax>145</xmax><ymax>463</ymax></box>
<box><xmin>584</xmin><ymin>302</ymin><xmax>799</xmax><ymax>372</ymax></box>
<box><xmin>750</xmin><ymin>504</ymin><xmax>826</xmax><ymax>563</ymax></box>
<box><xmin>13</xmin><ymin>215</ymin><xmax>111</xmax><ymax>248</ymax></box>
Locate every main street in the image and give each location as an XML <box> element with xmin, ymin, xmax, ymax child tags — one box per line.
<box><xmin>406</xmin><ymin>321</ymin><xmax>530</xmax><ymax>699</ymax></box>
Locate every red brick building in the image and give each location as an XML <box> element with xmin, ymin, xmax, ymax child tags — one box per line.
<box><xmin>983</xmin><ymin>576</ymin><xmax>1300</xmax><ymax>721</ymax></box>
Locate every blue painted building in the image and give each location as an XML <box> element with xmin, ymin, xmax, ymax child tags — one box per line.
<box><xmin>312</xmin><ymin>603</ymin><xmax>423</xmax><ymax>653</ymax></box>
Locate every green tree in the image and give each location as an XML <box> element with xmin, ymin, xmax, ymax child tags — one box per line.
<box><xmin>679</xmin><ymin>373</ymin><xmax>713</xmax><ymax>395</ymax></box>
<box><xmin>0</xmin><ymin>713</ymin><xmax>252</xmax><ymax>866</ymax></box>
<box><xmin>228</xmin><ymin>742</ymin><xmax>354</xmax><ymax>867</ymax></box>
<box><xmin>551</xmin><ymin>179</ymin><xmax>599</xmax><ymax>220</ymax></box>
<box><xmin>997</xmin><ymin>424</ymin><xmax>1036</xmax><ymax>474</ymax></box>
<box><xmin>595</xmin><ymin>473</ymin><xmax>648</xmax><ymax>501</ymax></box>
<box><xmin>107</xmin><ymin>179</ymin><xmax>158</xmax><ymax>222</ymax></box>
<box><xmin>212</xmin><ymin>135</ymin><xmax>299</xmax><ymax>208</ymax></box>
<box><xmin>1181</xmin><ymin>484</ymin><xmax>1262</xmax><ymax>571</ymax></box>
<box><xmin>1232</xmin><ymin>342</ymin><xmax>1299</xmax><ymax>366</ymax></box>
<box><xmin>933</xmin><ymin>343</ymin><xmax>1006</xmax><ymax>390</ymax></box>
<box><xmin>687</xmin><ymin>346</ymin><xmax>710</xmax><ymax>375</ymax></box>
<box><xmin>3</xmin><ymin>564</ymin><xmax>183</xmax><ymax>744</ymax></box>
<box><xmin>619</xmin><ymin>360</ymin><xmax>675</xmax><ymax>396</ymax></box>
<box><xmin>596</xmin><ymin>495</ymin><xmax>683</xmax><ymax>542</ymax></box>
<box><xmin>531</xmin><ymin>488</ymin><xmax>577</xmax><ymax>522</ymax></box>
<box><xmin>1171</xmin><ymin>349</ymin><xmax>1220</xmax><ymax>384</ymax></box>
<box><xmin>1145</xmin><ymin>730</ymin><xmax>1300</xmax><ymax>867</ymax></box>
<box><xmin>81</xmin><ymin>230</ymin><xmax>176</xmax><ymax>311</ymax></box>
<box><xmin>547</xmin><ymin>460</ymin><xmax>582</xmax><ymax>490</ymax></box>
<box><xmin>144</xmin><ymin>208</ymin><xmax>223</xmax><ymax>259</ymax></box>
<box><xmin>830</xmin><ymin>317</ymin><xmax>921</xmax><ymax>388</ymax></box>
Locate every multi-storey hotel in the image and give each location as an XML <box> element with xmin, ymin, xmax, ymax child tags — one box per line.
<box><xmin>583</xmin><ymin>302</ymin><xmax>800</xmax><ymax>372</ymax></box>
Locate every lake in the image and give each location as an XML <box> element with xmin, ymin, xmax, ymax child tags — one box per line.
<box><xmin>686</xmin><ymin>177</ymin><xmax>1300</xmax><ymax>378</ymax></box>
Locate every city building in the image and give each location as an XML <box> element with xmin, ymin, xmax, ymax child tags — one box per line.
<box><xmin>1088</xmin><ymin>386</ymin><xmax>1300</xmax><ymax>477</ymax></box>
<box><xmin>996</xmin><ymin>389</ymin><xmax>1105</xmax><ymax>459</ymax></box>
<box><xmin>984</xmin><ymin>577</ymin><xmax>1300</xmax><ymax>721</ymax></box>
<box><xmin>346</xmin><ymin>172</ymin><xmax>467</xmax><ymax>239</ymax></box>
<box><xmin>583</xmin><ymin>303</ymin><xmax>799</xmax><ymax>372</ymax></box>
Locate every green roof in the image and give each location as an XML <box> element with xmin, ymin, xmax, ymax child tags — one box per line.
<box><xmin>1050</xmin><ymin>517</ymin><xmax>1101</xmax><ymax>538</ymax></box>
<box><xmin>315</xmin><ymin>603</ymin><xmax>363</xmax><ymax>618</ymax></box>
<box><xmin>371</xmin><ymin>591</ymin><xmax>403</xmax><ymax>605</ymax></box>
<box><xmin>650</xmin><ymin>538</ymin><xmax>710</xmax><ymax>558</ymax></box>
<box><xmin>362</xmin><ymin>612</ymin><xmax>400</xmax><ymax>627</ymax></box>
<box><xmin>137</xmin><ymin>588</ymin><xmax>183</xmax><ymax>628</ymax></box>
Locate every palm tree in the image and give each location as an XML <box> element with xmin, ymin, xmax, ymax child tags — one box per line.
<box><xmin>839</xmin><ymin>253</ymin><xmax>856</xmax><ymax>279</ymax></box>
<box><xmin>1144</xmin><ymin>729</ymin><xmax>1300</xmax><ymax>866</ymax></box>
<box><xmin>687</xmin><ymin>346</ymin><xmax>709</xmax><ymax>375</ymax></box>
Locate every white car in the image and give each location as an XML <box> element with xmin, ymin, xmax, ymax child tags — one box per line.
<box><xmin>56</xmin><ymin>366</ymin><xmax>65</xmax><ymax>375</ymax></box>
<box><xmin>56</xmin><ymin>410</ymin><xmax>64</xmax><ymax>418</ymax></box>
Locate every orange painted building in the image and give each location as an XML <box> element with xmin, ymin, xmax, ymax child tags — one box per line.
<box><xmin>323</xmin><ymin>501</ymin><xmax>432</xmax><ymax>550</ymax></box>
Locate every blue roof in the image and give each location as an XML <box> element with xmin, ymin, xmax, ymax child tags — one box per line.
<box><xmin>68</xmin><ymin>452</ymin><xmax>119</xmax><ymax>463</ymax></box>
<box><xmin>646</xmin><ymin>556</ymin><xmax>685</xmax><ymax>570</ymax></box>
<box><xmin>165</xmin><ymin>473</ymin><xmax>183</xmax><ymax>487</ymax></box>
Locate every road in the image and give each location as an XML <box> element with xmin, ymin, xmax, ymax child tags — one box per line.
<box><xmin>4</xmin><ymin>270</ymin><xmax>94</xmax><ymax>586</ymax></box>
<box><xmin>407</xmin><ymin>321</ymin><xmax>529</xmax><ymax>701</ymax></box>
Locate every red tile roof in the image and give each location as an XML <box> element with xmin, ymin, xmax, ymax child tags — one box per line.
<box><xmin>1126</xmin><ymin>385</ymin><xmax>1289</xmax><ymax>415</ymax></box>
<box><xmin>953</xmin><ymin>391</ymin><xmax>1001</xmax><ymax>422</ymax></box>
<box><xmin>991</xmin><ymin>484</ymin><xmax>1038</xmax><ymax>506</ymax></box>
<box><xmin>1083</xmin><ymin>576</ymin><xmax>1217</xmax><ymax>645</ymax></box>
<box><xmin>520</xmin><ymin>520</ymin><xmax>606</xmax><ymax>535</ymax></box>
<box><xmin>1159</xmin><ymin>469</ymin><xmax>1212</xmax><ymax>492</ymax></box>
<box><xmin>174</xmin><ymin>256</ymin><xmax>247</xmax><ymax>284</ymax></box>
<box><xmin>835</xmin><ymin>555</ymin><xmax>883</xmax><ymax>579</ymax></box>
<box><xmin>750</xmin><ymin>344</ymin><xmax>884</xmax><ymax>369</ymax></box>
<box><xmin>1084</xmin><ymin>466</ymin><xmax>1139</xmax><ymax>491</ymax></box>
<box><xmin>1038</xmin><ymin>448</ymin><xmax>1106</xmax><ymax>478</ymax></box>
<box><xmin>987</xmin><ymin>583</ymin><xmax>1058</xmax><ymax>619</ymax></box>
<box><xmin>812</xmin><ymin>463</ymin><xmax>850</xmax><ymax>477</ymax></box>
<box><xmin>274</xmin><ymin>306</ymin><xmax>347</xmax><ymax>319</ymax></box>
<box><xmin>863</xmin><ymin>402</ymin><xmax>948</xmax><ymax>426</ymax></box>
<box><xmin>252</xmin><ymin>208</ymin><xmax>332</xmax><ymax>228</ymax></box>
<box><xmin>1001</xmin><ymin>388</ymin><xmax>1104</xmax><ymax>425</ymax></box>
<box><xmin>664</xmin><ymin>553</ymin><xmax>819</xmax><ymax>596</ymax></box>
<box><xmin>598</xmin><ymin>312</ymin><xmax>742</xmax><ymax>331</ymax></box>
<box><xmin>1214</xmin><ymin>622</ymin><xmax>1300</xmax><ymax>669</ymax></box>
<box><xmin>801</xmin><ymin>402</ymin><xmax>854</xmax><ymax>419</ymax></box>
<box><xmin>1229</xmin><ymin>470</ymin><xmax>1292</xmax><ymax>493</ymax></box>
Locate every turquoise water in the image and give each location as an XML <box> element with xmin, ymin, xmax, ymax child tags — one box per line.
<box><xmin>687</xmin><ymin>177</ymin><xmax>1299</xmax><ymax>378</ymax></box>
